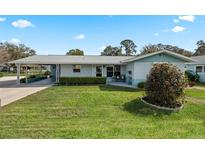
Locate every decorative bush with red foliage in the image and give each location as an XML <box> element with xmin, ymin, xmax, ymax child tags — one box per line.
<box><xmin>144</xmin><ymin>63</ymin><xmax>187</xmax><ymax>108</ymax></box>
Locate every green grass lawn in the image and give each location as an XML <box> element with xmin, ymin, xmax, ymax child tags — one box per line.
<box><xmin>0</xmin><ymin>85</ymin><xmax>204</xmax><ymax>138</ymax></box>
<box><xmin>0</xmin><ymin>72</ymin><xmax>22</xmax><ymax>76</ymax></box>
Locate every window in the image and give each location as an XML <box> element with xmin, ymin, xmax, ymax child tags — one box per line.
<box><xmin>73</xmin><ymin>65</ymin><xmax>81</xmax><ymax>73</ymax></box>
<box><xmin>96</xmin><ymin>65</ymin><xmax>102</xmax><ymax>77</ymax></box>
<box><xmin>107</xmin><ymin>66</ymin><xmax>114</xmax><ymax>77</ymax></box>
<box><xmin>196</xmin><ymin>66</ymin><xmax>203</xmax><ymax>73</ymax></box>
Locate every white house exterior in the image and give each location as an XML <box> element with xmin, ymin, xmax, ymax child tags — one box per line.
<box><xmin>9</xmin><ymin>50</ymin><xmax>205</xmax><ymax>86</ymax></box>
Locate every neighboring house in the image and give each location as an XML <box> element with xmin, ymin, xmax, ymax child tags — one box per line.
<box><xmin>188</xmin><ymin>55</ymin><xmax>205</xmax><ymax>82</ymax></box>
<box><xmin>9</xmin><ymin>50</ymin><xmax>205</xmax><ymax>86</ymax></box>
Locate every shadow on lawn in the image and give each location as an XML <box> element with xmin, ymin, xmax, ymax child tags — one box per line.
<box><xmin>123</xmin><ymin>98</ymin><xmax>172</xmax><ymax>116</ymax></box>
<box><xmin>99</xmin><ymin>85</ymin><xmax>140</xmax><ymax>92</ymax></box>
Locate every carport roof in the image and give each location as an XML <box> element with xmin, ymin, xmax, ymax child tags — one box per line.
<box><xmin>9</xmin><ymin>55</ymin><xmax>134</xmax><ymax>65</ymax></box>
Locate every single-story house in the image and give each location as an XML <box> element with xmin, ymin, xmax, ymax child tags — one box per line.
<box><xmin>9</xmin><ymin>50</ymin><xmax>205</xmax><ymax>86</ymax></box>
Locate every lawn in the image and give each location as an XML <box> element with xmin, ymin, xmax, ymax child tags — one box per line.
<box><xmin>0</xmin><ymin>72</ymin><xmax>18</xmax><ymax>76</ymax></box>
<box><xmin>0</xmin><ymin>85</ymin><xmax>204</xmax><ymax>138</ymax></box>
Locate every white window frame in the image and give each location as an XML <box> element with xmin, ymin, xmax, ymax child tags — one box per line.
<box><xmin>96</xmin><ymin>65</ymin><xmax>103</xmax><ymax>77</ymax></box>
<box><xmin>195</xmin><ymin>65</ymin><xmax>205</xmax><ymax>74</ymax></box>
<box><xmin>73</xmin><ymin>65</ymin><xmax>81</xmax><ymax>73</ymax></box>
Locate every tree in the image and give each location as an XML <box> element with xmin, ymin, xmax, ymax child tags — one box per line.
<box><xmin>101</xmin><ymin>45</ymin><xmax>122</xmax><ymax>56</ymax></box>
<box><xmin>193</xmin><ymin>40</ymin><xmax>205</xmax><ymax>56</ymax></box>
<box><xmin>140</xmin><ymin>43</ymin><xmax>193</xmax><ymax>57</ymax></box>
<box><xmin>140</xmin><ymin>44</ymin><xmax>159</xmax><ymax>55</ymax></box>
<box><xmin>120</xmin><ymin>39</ymin><xmax>137</xmax><ymax>56</ymax></box>
<box><xmin>66</xmin><ymin>49</ymin><xmax>84</xmax><ymax>56</ymax></box>
<box><xmin>0</xmin><ymin>42</ymin><xmax>36</xmax><ymax>63</ymax></box>
<box><xmin>0</xmin><ymin>43</ymin><xmax>10</xmax><ymax>64</ymax></box>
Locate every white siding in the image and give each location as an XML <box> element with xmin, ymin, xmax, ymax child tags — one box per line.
<box><xmin>133</xmin><ymin>62</ymin><xmax>150</xmax><ymax>80</ymax></box>
<box><xmin>121</xmin><ymin>65</ymin><xmax>126</xmax><ymax>75</ymax></box>
<box><xmin>61</xmin><ymin>64</ymin><xmax>93</xmax><ymax>77</ymax></box>
<box><xmin>60</xmin><ymin>64</ymin><xmax>107</xmax><ymax>77</ymax></box>
<box><xmin>125</xmin><ymin>62</ymin><xmax>134</xmax><ymax>84</ymax></box>
<box><xmin>131</xmin><ymin>62</ymin><xmax>187</xmax><ymax>86</ymax></box>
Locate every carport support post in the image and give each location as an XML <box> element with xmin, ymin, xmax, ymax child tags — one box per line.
<box><xmin>16</xmin><ymin>64</ymin><xmax>20</xmax><ymax>85</ymax></box>
<box><xmin>25</xmin><ymin>65</ymin><xmax>28</xmax><ymax>83</ymax></box>
<box><xmin>56</xmin><ymin>64</ymin><xmax>59</xmax><ymax>83</ymax></box>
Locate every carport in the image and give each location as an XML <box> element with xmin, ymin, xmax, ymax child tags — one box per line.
<box><xmin>9</xmin><ymin>56</ymin><xmax>61</xmax><ymax>85</ymax></box>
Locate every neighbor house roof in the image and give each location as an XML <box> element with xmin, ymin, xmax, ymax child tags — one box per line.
<box><xmin>9</xmin><ymin>55</ymin><xmax>134</xmax><ymax>65</ymax></box>
<box><xmin>191</xmin><ymin>55</ymin><xmax>205</xmax><ymax>64</ymax></box>
<box><xmin>121</xmin><ymin>50</ymin><xmax>196</xmax><ymax>63</ymax></box>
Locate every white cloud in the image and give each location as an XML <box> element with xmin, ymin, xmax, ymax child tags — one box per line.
<box><xmin>173</xmin><ymin>19</ymin><xmax>180</xmax><ymax>23</ymax></box>
<box><xmin>100</xmin><ymin>46</ymin><xmax>106</xmax><ymax>51</ymax></box>
<box><xmin>172</xmin><ymin>26</ymin><xmax>185</xmax><ymax>32</ymax></box>
<box><xmin>153</xmin><ymin>33</ymin><xmax>159</xmax><ymax>36</ymax></box>
<box><xmin>0</xmin><ymin>17</ymin><xmax>6</xmax><ymax>22</ymax></box>
<box><xmin>11</xmin><ymin>19</ymin><xmax>34</xmax><ymax>28</ymax></box>
<box><xmin>74</xmin><ymin>34</ymin><xmax>85</xmax><ymax>40</ymax></box>
<box><xmin>9</xmin><ymin>38</ymin><xmax>21</xmax><ymax>44</ymax></box>
<box><xmin>179</xmin><ymin>15</ymin><xmax>195</xmax><ymax>22</ymax></box>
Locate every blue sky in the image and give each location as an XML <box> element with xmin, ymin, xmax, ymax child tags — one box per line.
<box><xmin>0</xmin><ymin>15</ymin><xmax>205</xmax><ymax>55</ymax></box>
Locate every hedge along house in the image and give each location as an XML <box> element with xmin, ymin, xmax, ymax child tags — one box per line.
<box><xmin>9</xmin><ymin>50</ymin><xmax>204</xmax><ymax>87</ymax></box>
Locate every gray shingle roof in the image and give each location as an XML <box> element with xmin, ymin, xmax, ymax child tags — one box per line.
<box><xmin>9</xmin><ymin>55</ymin><xmax>134</xmax><ymax>65</ymax></box>
<box><xmin>191</xmin><ymin>55</ymin><xmax>205</xmax><ymax>63</ymax></box>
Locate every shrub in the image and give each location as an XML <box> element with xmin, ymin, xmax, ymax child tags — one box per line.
<box><xmin>20</xmin><ymin>74</ymin><xmax>47</xmax><ymax>83</ymax></box>
<box><xmin>185</xmin><ymin>70</ymin><xmax>200</xmax><ymax>83</ymax></box>
<box><xmin>44</xmin><ymin>71</ymin><xmax>51</xmax><ymax>76</ymax></box>
<box><xmin>0</xmin><ymin>72</ymin><xmax>3</xmax><ymax>77</ymax></box>
<box><xmin>29</xmin><ymin>74</ymin><xmax>37</xmax><ymax>78</ymax></box>
<box><xmin>137</xmin><ymin>81</ymin><xmax>146</xmax><ymax>89</ymax></box>
<box><xmin>144</xmin><ymin>63</ymin><xmax>187</xmax><ymax>108</ymax></box>
<box><xmin>20</xmin><ymin>78</ymin><xmax>26</xmax><ymax>83</ymax></box>
<box><xmin>59</xmin><ymin>77</ymin><xmax>106</xmax><ymax>85</ymax></box>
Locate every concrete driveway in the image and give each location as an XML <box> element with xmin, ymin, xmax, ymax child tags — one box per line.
<box><xmin>0</xmin><ymin>76</ymin><xmax>19</xmax><ymax>87</ymax></box>
<box><xmin>0</xmin><ymin>77</ymin><xmax>54</xmax><ymax>107</ymax></box>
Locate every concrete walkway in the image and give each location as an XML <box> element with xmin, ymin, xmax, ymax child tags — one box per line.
<box><xmin>0</xmin><ymin>77</ymin><xmax>53</xmax><ymax>107</ymax></box>
<box><xmin>187</xmin><ymin>86</ymin><xmax>205</xmax><ymax>90</ymax></box>
<box><xmin>107</xmin><ymin>82</ymin><xmax>136</xmax><ymax>88</ymax></box>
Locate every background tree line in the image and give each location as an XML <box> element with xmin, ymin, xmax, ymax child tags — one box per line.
<box><xmin>0</xmin><ymin>42</ymin><xmax>36</xmax><ymax>64</ymax></box>
<box><xmin>99</xmin><ymin>39</ymin><xmax>205</xmax><ymax>57</ymax></box>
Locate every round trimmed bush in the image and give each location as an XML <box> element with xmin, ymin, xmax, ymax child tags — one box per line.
<box><xmin>137</xmin><ymin>81</ymin><xmax>146</xmax><ymax>89</ymax></box>
<box><xmin>144</xmin><ymin>63</ymin><xmax>187</xmax><ymax>108</ymax></box>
